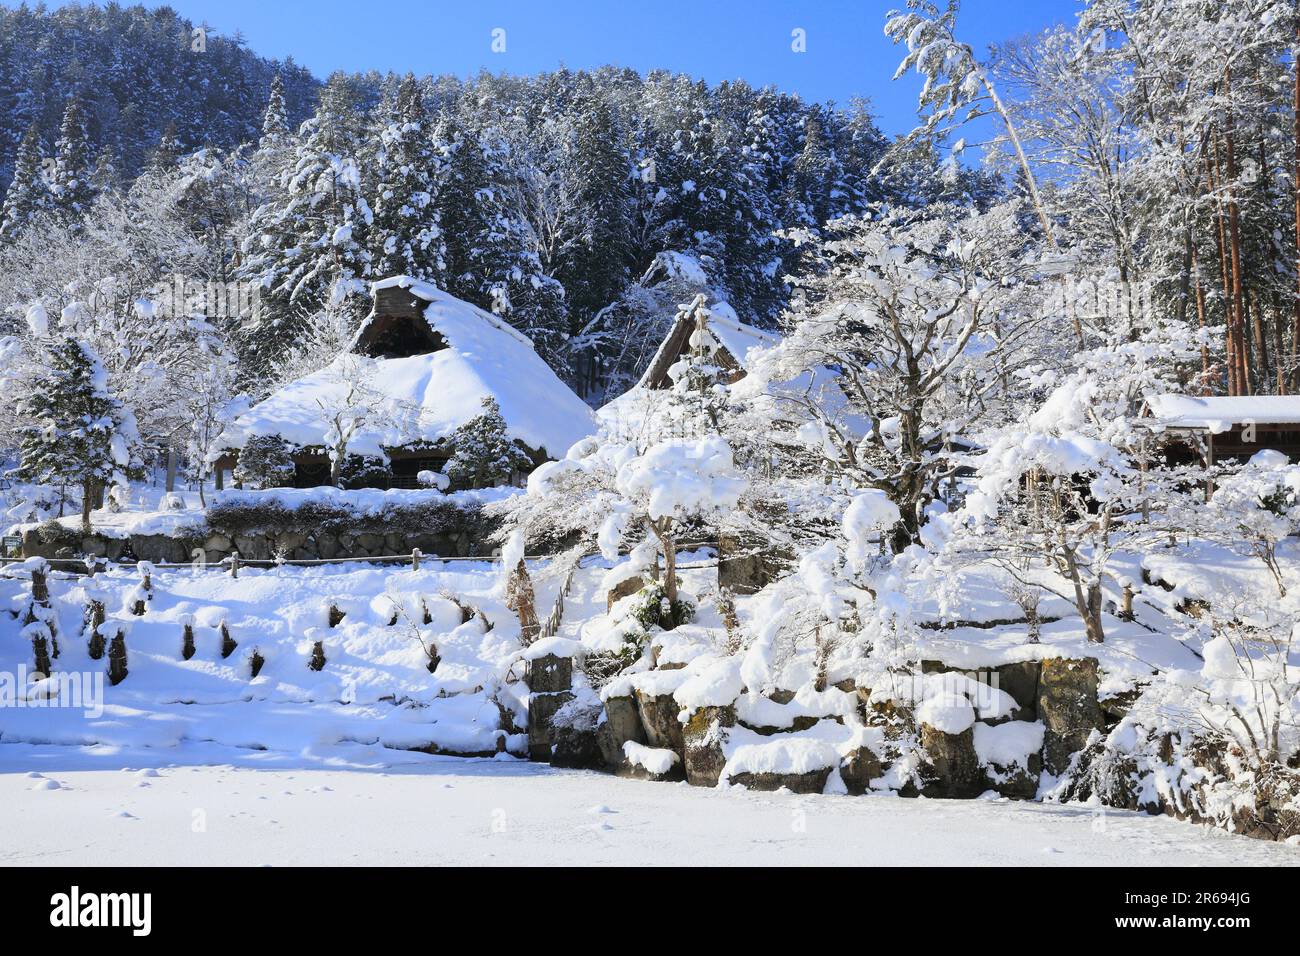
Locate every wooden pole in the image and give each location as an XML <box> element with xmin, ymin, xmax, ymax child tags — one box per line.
<box><xmin>1293</xmin><ymin>4</ymin><xmax>1300</xmax><ymax>392</ymax></box>
<box><xmin>1223</xmin><ymin>71</ymin><xmax>1252</xmax><ymax>395</ymax></box>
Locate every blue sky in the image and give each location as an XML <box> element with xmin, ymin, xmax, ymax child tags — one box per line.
<box><xmin>46</xmin><ymin>0</ymin><xmax>1084</xmax><ymax>136</ymax></box>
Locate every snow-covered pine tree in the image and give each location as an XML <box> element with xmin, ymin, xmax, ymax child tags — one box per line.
<box><xmin>262</xmin><ymin>75</ymin><xmax>290</xmax><ymax>144</ymax></box>
<box><xmin>232</xmin><ymin>434</ymin><xmax>297</xmax><ymax>490</ymax></box>
<box><xmin>444</xmin><ymin>396</ymin><xmax>533</xmax><ymax>489</ymax></box>
<box><xmin>368</xmin><ymin>74</ymin><xmax>446</xmax><ymax>283</ymax></box>
<box><xmin>784</xmin><ymin>110</ymin><xmax>839</xmax><ymax>230</ymax></box>
<box><xmin>0</xmin><ymin>124</ymin><xmax>49</xmax><ymax>240</ymax></box>
<box><xmin>240</xmin><ymin>72</ymin><xmax>373</xmax><ymax>364</ymax></box>
<box><xmin>438</xmin><ymin>114</ymin><xmax>568</xmax><ymax>368</ymax></box>
<box><xmin>14</xmin><ymin>338</ymin><xmax>142</xmax><ymax>534</ymax></box>
<box><xmin>48</xmin><ymin>93</ymin><xmax>96</xmax><ymax>222</ymax></box>
<box><xmin>666</xmin><ymin>95</ymin><xmax>782</xmax><ymax>322</ymax></box>
<box><xmin>660</xmin><ymin>293</ymin><xmax>731</xmax><ymax>436</ymax></box>
<box><xmin>560</xmin><ymin>93</ymin><xmax>634</xmax><ymax>334</ymax></box>
<box><xmin>89</xmin><ymin>145</ymin><xmax>120</xmax><ymax>195</ymax></box>
<box><xmin>147</xmin><ymin>122</ymin><xmax>182</xmax><ymax>172</ymax></box>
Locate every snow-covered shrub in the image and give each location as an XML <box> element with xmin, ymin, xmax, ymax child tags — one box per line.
<box><xmin>444</xmin><ymin>397</ymin><xmax>533</xmax><ymax>490</ymax></box>
<box><xmin>232</xmin><ymin>435</ymin><xmax>296</xmax><ymax>489</ymax></box>
<box><xmin>1207</xmin><ymin>451</ymin><xmax>1300</xmax><ymax>597</ymax></box>
<box><xmin>582</xmin><ymin>582</ymin><xmax>696</xmax><ymax>687</ymax></box>
<box><xmin>34</xmin><ymin>517</ymin><xmax>79</xmax><ymax>549</ymax></box>
<box><xmin>337</xmin><ymin>454</ymin><xmax>389</xmax><ymax>491</ymax></box>
<box><xmin>1055</xmin><ymin>611</ymin><xmax>1300</xmax><ymax>837</ymax></box>
<box><xmin>417</xmin><ymin>469</ymin><xmax>450</xmax><ymax>491</ymax></box>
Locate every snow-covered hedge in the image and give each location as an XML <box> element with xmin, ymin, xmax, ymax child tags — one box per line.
<box><xmin>204</xmin><ymin>486</ymin><xmax>510</xmax><ymax>538</ymax></box>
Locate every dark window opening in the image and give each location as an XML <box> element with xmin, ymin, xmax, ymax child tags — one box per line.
<box><xmin>389</xmin><ymin>455</ymin><xmax>450</xmax><ymax>489</ymax></box>
<box><xmin>356</xmin><ymin>315</ymin><xmax>446</xmax><ymax>359</ymax></box>
<box><xmin>293</xmin><ymin>459</ymin><xmax>332</xmax><ymax>488</ymax></box>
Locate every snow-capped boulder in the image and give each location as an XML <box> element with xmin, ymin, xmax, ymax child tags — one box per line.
<box><xmin>618</xmin><ymin>741</ymin><xmax>683</xmax><ymax>782</ymax></box>
<box><xmin>919</xmin><ymin>723</ymin><xmax>983</xmax><ymax>799</ymax></box>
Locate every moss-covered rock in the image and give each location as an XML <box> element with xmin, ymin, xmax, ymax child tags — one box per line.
<box><xmin>527</xmin><ymin>691</ymin><xmax>574</xmax><ymax>762</ymax></box>
<box><xmin>635</xmin><ymin>689</ymin><xmax>684</xmax><ymax>756</ymax></box>
<box><xmin>1038</xmin><ymin>657</ymin><xmax>1104</xmax><ymax>775</ymax></box>
<box><xmin>525</xmin><ymin>654</ymin><xmax>572</xmax><ymax>694</ymax></box>
<box><xmin>682</xmin><ymin>704</ymin><xmax>735</xmax><ymax>787</ymax></box>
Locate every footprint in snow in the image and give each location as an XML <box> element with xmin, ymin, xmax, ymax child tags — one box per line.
<box><xmin>587</xmin><ymin>804</ymin><xmax>616</xmax><ymax>814</ymax></box>
<box><xmin>1041</xmin><ymin>847</ymin><xmax>1063</xmax><ymax>854</ymax></box>
<box><xmin>110</xmin><ymin>810</ymin><xmax>137</xmax><ymax>820</ymax></box>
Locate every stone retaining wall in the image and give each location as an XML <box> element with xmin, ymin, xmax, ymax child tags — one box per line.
<box><xmin>22</xmin><ymin>527</ymin><xmax>485</xmax><ymax>564</ymax></box>
<box><xmin>525</xmin><ymin>652</ymin><xmax>1297</xmax><ymax>845</ymax></box>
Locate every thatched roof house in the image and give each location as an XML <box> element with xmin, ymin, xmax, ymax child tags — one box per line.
<box><xmin>1141</xmin><ymin>394</ymin><xmax>1300</xmax><ymax>464</ymax></box>
<box><xmin>216</xmin><ymin>277</ymin><xmax>595</xmax><ymax>489</ymax></box>
<box><xmin>634</xmin><ymin>300</ymin><xmax>779</xmax><ymax>391</ymax></box>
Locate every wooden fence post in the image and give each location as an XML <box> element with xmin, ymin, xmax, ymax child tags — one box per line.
<box><xmin>30</xmin><ymin>562</ymin><xmax>49</xmax><ymax>603</ymax></box>
<box><xmin>220</xmin><ymin>620</ymin><xmax>237</xmax><ymax>658</ymax></box>
<box><xmin>86</xmin><ymin>599</ymin><xmax>106</xmax><ymax>659</ymax></box>
<box><xmin>107</xmin><ymin>627</ymin><xmax>128</xmax><ymax>685</ymax></box>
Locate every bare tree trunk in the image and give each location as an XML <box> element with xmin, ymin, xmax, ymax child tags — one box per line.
<box><xmin>1208</xmin><ymin>137</ymin><xmax>1239</xmax><ymax>393</ymax></box>
<box><xmin>1060</xmin><ymin>543</ymin><xmax>1105</xmax><ymax>644</ymax></box>
<box><xmin>1085</xmin><ymin>582</ymin><xmax>1105</xmax><ymax>643</ymax></box>
<box><xmin>506</xmin><ymin>559</ymin><xmax>540</xmax><ymax>644</ymax></box>
<box><xmin>1193</xmin><ymin>245</ymin><xmax>1211</xmax><ymax>390</ymax></box>
<box><xmin>165</xmin><ymin>446</ymin><xmax>177</xmax><ymax>493</ymax></box>
<box><xmin>1250</xmin><ymin>290</ymin><xmax>1270</xmax><ymax>393</ymax></box>
<box><xmin>661</xmin><ymin>531</ymin><xmax>678</xmax><ymax>608</ymax></box>
<box><xmin>979</xmin><ymin>70</ymin><xmax>1057</xmax><ymax>252</ymax></box>
<box><xmin>645</xmin><ymin>517</ymin><xmax>680</xmax><ymax>613</ymax></box>
<box><xmin>1223</xmin><ymin>74</ymin><xmax>1252</xmax><ymax>394</ymax></box>
<box><xmin>1272</xmin><ymin>291</ymin><xmax>1287</xmax><ymax>395</ymax></box>
<box><xmin>80</xmin><ymin>478</ymin><xmax>95</xmax><ymax>536</ymax></box>
<box><xmin>1294</xmin><ymin>7</ymin><xmax>1300</xmax><ymax>392</ymax></box>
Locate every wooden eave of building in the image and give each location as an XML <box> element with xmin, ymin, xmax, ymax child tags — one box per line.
<box><xmin>640</xmin><ymin>314</ymin><xmax>744</xmax><ymax>390</ymax></box>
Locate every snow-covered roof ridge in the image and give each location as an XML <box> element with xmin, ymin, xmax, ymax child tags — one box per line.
<box><xmin>1144</xmin><ymin>393</ymin><xmax>1300</xmax><ymax>430</ymax></box>
<box><xmin>220</xmin><ymin>280</ymin><xmax>596</xmax><ymax>461</ymax></box>
<box><xmin>700</xmin><ymin>302</ymin><xmax>781</xmax><ymax>370</ymax></box>
<box><xmin>366</xmin><ymin>275</ymin><xmax>534</xmax><ymax>349</ymax></box>
<box><xmin>633</xmin><ymin>299</ymin><xmax>779</xmax><ymax>391</ymax></box>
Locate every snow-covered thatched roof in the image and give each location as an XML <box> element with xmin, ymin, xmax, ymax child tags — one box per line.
<box><xmin>220</xmin><ymin>277</ymin><xmax>596</xmax><ymax>460</ymax></box>
<box><xmin>1143</xmin><ymin>394</ymin><xmax>1300</xmax><ymax>432</ymax></box>
<box><xmin>635</xmin><ymin>300</ymin><xmax>779</xmax><ymax>391</ymax></box>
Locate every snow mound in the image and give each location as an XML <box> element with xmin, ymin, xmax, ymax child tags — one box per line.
<box><xmin>623</xmin><ymin>740</ymin><xmax>680</xmax><ymax>775</ymax></box>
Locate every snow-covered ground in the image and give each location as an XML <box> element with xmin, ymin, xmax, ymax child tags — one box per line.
<box><xmin>2</xmin><ymin>520</ymin><xmax>1296</xmax><ymax>864</ymax></box>
<box><xmin>2</xmin><ymin>747</ymin><xmax>1295</xmax><ymax>867</ymax></box>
